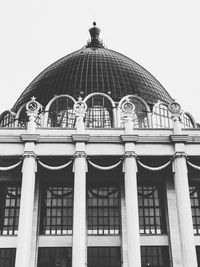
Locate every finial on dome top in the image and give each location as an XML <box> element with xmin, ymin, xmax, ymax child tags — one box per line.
<box><xmin>86</xmin><ymin>22</ymin><xmax>104</xmax><ymax>48</ymax></box>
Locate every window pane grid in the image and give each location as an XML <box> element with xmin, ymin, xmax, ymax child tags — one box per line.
<box><xmin>0</xmin><ymin>184</ymin><xmax>21</xmax><ymax>235</ymax></box>
<box><xmin>138</xmin><ymin>184</ymin><xmax>166</xmax><ymax>235</ymax></box>
<box><xmin>87</xmin><ymin>186</ymin><xmax>120</xmax><ymax>235</ymax></box>
<box><xmin>0</xmin><ymin>248</ymin><xmax>16</xmax><ymax>267</ymax></box>
<box><xmin>88</xmin><ymin>247</ymin><xmax>121</xmax><ymax>267</ymax></box>
<box><xmin>37</xmin><ymin>247</ymin><xmax>72</xmax><ymax>267</ymax></box>
<box><xmin>141</xmin><ymin>246</ymin><xmax>170</xmax><ymax>267</ymax></box>
<box><xmin>40</xmin><ymin>185</ymin><xmax>73</xmax><ymax>235</ymax></box>
<box><xmin>190</xmin><ymin>184</ymin><xmax>200</xmax><ymax>235</ymax></box>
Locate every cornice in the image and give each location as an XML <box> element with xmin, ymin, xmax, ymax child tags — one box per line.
<box><xmin>120</xmin><ymin>135</ymin><xmax>139</xmax><ymax>142</ymax></box>
<box><xmin>71</xmin><ymin>134</ymin><xmax>90</xmax><ymax>142</ymax></box>
<box><xmin>170</xmin><ymin>134</ymin><xmax>189</xmax><ymax>143</ymax></box>
<box><xmin>20</xmin><ymin>134</ymin><xmax>40</xmax><ymax>143</ymax></box>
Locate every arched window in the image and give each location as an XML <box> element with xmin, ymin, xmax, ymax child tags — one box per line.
<box><xmin>0</xmin><ymin>111</ymin><xmax>16</xmax><ymax>128</ymax></box>
<box><xmin>152</xmin><ymin>102</ymin><xmax>172</xmax><ymax>128</ymax></box>
<box><xmin>119</xmin><ymin>96</ymin><xmax>149</xmax><ymax>128</ymax></box>
<box><xmin>181</xmin><ymin>112</ymin><xmax>196</xmax><ymax>128</ymax></box>
<box><xmin>46</xmin><ymin>96</ymin><xmax>75</xmax><ymax>128</ymax></box>
<box><xmin>16</xmin><ymin>105</ymin><xmax>28</xmax><ymax>128</ymax></box>
<box><xmin>84</xmin><ymin>94</ymin><xmax>114</xmax><ymax>128</ymax></box>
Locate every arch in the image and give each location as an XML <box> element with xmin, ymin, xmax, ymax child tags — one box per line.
<box><xmin>152</xmin><ymin>101</ymin><xmax>172</xmax><ymax>128</ymax></box>
<box><xmin>118</xmin><ymin>95</ymin><xmax>150</xmax><ymax>128</ymax></box>
<box><xmin>44</xmin><ymin>95</ymin><xmax>76</xmax><ymax>128</ymax></box>
<box><xmin>84</xmin><ymin>93</ymin><xmax>115</xmax><ymax>128</ymax></box>
<box><xmin>181</xmin><ymin>112</ymin><xmax>196</xmax><ymax>128</ymax></box>
<box><xmin>0</xmin><ymin>110</ymin><xmax>16</xmax><ymax>128</ymax></box>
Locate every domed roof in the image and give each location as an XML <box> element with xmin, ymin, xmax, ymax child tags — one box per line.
<box><xmin>13</xmin><ymin>24</ymin><xmax>172</xmax><ymax>111</ymax></box>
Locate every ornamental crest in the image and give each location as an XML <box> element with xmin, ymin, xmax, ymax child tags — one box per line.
<box><xmin>26</xmin><ymin>97</ymin><xmax>42</xmax><ymax>116</ymax></box>
<box><xmin>121</xmin><ymin>99</ymin><xmax>135</xmax><ymax>115</ymax></box>
<box><xmin>74</xmin><ymin>97</ymin><xmax>87</xmax><ymax>117</ymax></box>
<box><xmin>168</xmin><ymin>101</ymin><xmax>182</xmax><ymax>117</ymax></box>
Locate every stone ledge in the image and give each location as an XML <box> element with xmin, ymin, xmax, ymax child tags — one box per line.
<box><xmin>20</xmin><ymin>134</ymin><xmax>40</xmax><ymax>143</ymax></box>
<box><xmin>170</xmin><ymin>134</ymin><xmax>189</xmax><ymax>143</ymax></box>
<box><xmin>121</xmin><ymin>135</ymin><xmax>139</xmax><ymax>142</ymax></box>
<box><xmin>71</xmin><ymin>134</ymin><xmax>90</xmax><ymax>142</ymax></box>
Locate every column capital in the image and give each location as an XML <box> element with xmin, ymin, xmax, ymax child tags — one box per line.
<box><xmin>123</xmin><ymin>151</ymin><xmax>137</xmax><ymax>159</ymax></box>
<box><xmin>173</xmin><ymin>152</ymin><xmax>187</xmax><ymax>159</ymax></box>
<box><xmin>73</xmin><ymin>151</ymin><xmax>87</xmax><ymax>159</ymax></box>
<box><xmin>22</xmin><ymin>151</ymin><xmax>37</xmax><ymax>159</ymax></box>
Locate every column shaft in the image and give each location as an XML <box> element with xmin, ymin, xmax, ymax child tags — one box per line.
<box><xmin>174</xmin><ymin>155</ymin><xmax>197</xmax><ymax>267</ymax></box>
<box><xmin>15</xmin><ymin>155</ymin><xmax>36</xmax><ymax>267</ymax></box>
<box><xmin>72</xmin><ymin>154</ymin><xmax>87</xmax><ymax>267</ymax></box>
<box><xmin>124</xmin><ymin>155</ymin><xmax>141</xmax><ymax>267</ymax></box>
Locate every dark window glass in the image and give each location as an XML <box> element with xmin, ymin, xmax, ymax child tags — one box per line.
<box><xmin>85</xmin><ymin>96</ymin><xmax>113</xmax><ymax>128</ymax></box>
<box><xmin>0</xmin><ymin>248</ymin><xmax>16</xmax><ymax>267</ymax></box>
<box><xmin>88</xmin><ymin>247</ymin><xmax>121</xmax><ymax>267</ymax></box>
<box><xmin>40</xmin><ymin>184</ymin><xmax>73</xmax><ymax>235</ymax></box>
<box><xmin>182</xmin><ymin>113</ymin><xmax>194</xmax><ymax>128</ymax></box>
<box><xmin>37</xmin><ymin>247</ymin><xmax>72</xmax><ymax>267</ymax></box>
<box><xmin>87</xmin><ymin>185</ymin><xmax>120</xmax><ymax>235</ymax></box>
<box><xmin>141</xmin><ymin>246</ymin><xmax>170</xmax><ymax>267</ymax></box>
<box><xmin>0</xmin><ymin>183</ymin><xmax>21</xmax><ymax>235</ymax></box>
<box><xmin>47</xmin><ymin>97</ymin><xmax>75</xmax><ymax>128</ymax></box>
<box><xmin>196</xmin><ymin>246</ymin><xmax>200</xmax><ymax>266</ymax></box>
<box><xmin>138</xmin><ymin>184</ymin><xmax>166</xmax><ymax>234</ymax></box>
<box><xmin>0</xmin><ymin>112</ymin><xmax>15</xmax><ymax>128</ymax></box>
<box><xmin>190</xmin><ymin>184</ymin><xmax>200</xmax><ymax>234</ymax></box>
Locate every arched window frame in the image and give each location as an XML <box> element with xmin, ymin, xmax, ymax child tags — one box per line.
<box><xmin>0</xmin><ymin>110</ymin><xmax>16</xmax><ymax>128</ymax></box>
<box><xmin>44</xmin><ymin>95</ymin><xmax>76</xmax><ymax>128</ymax></box>
<box><xmin>15</xmin><ymin>103</ymin><xmax>27</xmax><ymax>128</ymax></box>
<box><xmin>83</xmin><ymin>93</ymin><xmax>116</xmax><ymax>128</ymax></box>
<box><xmin>117</xmin><ymin>95</ymin><xmax>150</xmax><ymax>128</ymax></box>
<box><xmin>181</xmin><ymin>111</ymin><xmax>196</xmax><ymax>128</ymax></box>
<box><xmin>152</xmin><ymin>101</ymin><xmax>172</xmax><ymax>128</ymax></box>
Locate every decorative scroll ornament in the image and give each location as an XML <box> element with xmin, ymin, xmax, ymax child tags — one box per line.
<box><xmin>37</xmin><ymin>159</ymin><xmax>72</xmax><ymax>170</ymax></box>
<box><xmin>88</xmin><ymin>159</ymin><xmax>122</xmax><ymax>170</ymax></box>
<box><xmin>121</xmin><ymin>98</ymin><xmax>135</xmax><ymax>116</ymax></box>
<box><xmin>26</xmin><ymin>96</ymin><xmax>42</xmax><ymax>117</ymax></box>
<box><xmin>0</xmin><ymin>160</ymin><xmax>22</xmax><ymax>171</ymax></box>
<box><xmin>137</xmin><ymin>159</ymin><xmax>172</xmax><ymax>171</ymax></box>
<box><xmin>73</xmin><ymin>97</ymin><xmax>87</xmax><ymax>117</ymax></box>
<box><xmin>168</xmin><ymin>101</ymin><xmax>182</xmax><ymax>118</ymax></box>
<box><xmin>187</xmin><ymin>160</ymin><xmax>200</xmax><ymax>171</ymax></box>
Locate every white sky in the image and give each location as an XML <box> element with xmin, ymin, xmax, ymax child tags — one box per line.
<box><xmin>0</xmin><ymin>0</ymin><xmax>200</xmax><ymax>121</ymax></box>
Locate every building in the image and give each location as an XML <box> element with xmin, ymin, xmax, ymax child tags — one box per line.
<box><xmin>0</xmin><ymin>22</ymin><xmax>199</xmax><ymax>267</ymax></box>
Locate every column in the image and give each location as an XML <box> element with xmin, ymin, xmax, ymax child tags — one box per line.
<box><xmin>72</xmin><ymin>150</ymin><xmax>87</xmax><ymax>267</ymax></box>
<box><xmin>15</xmin><ymin>151</ymin><xmax>37</xmax><ymax>267</ymax></box>
<box><xmin>173</xmin><ymin>152</ymin><xmax>197</xmax><ymax>267</ymax></box>
<box><xmin>123</xmin><ymin>150</ymin><xmax>141</xmax><ymax>267</ymax></box>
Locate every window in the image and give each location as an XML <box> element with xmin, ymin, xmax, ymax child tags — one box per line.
<box><xmin>0</xmin><ymin>183</ymin><xmax>21</xmax><ymax>235</ymax></box>
<box><xmin>120</xmin><ymin>97</ymin><xmax>149</xmax><ymax>128</ymax></box>
<box><xmin>190</xmin><ymin>184</ymin><xmax>200</xmax><ymax>234</ymax></box>
<box><xmin>47</xmin><ymin>97</ymin><xmax>75</xmax><ymax>128</ymax></box>
<box><xmin>37</xmin><ymin>247</ymin><xmax>72</xmax><ymax>267</ymax></box>
<box><xmin>0</xmin><ymin>248</ymin><xmax>16</xmax><ymax>267</ymax></box>
<box><xmin>182</xmin><ymin>113</ymin><xmax>195</xmax><ymax>128</ymax></box>
<box><xmin>88</xmin><ymin>247</ymin><xmax>121</xmax><ymax>267</ymax></box>
<box><xmin>138</xmin><ymin>184</ymin><xmax>166</xmax><ymax>234</ymax></box>
<box><xmin>40</xmin><ymin>184</ymin><xmax>73</xmax><ymax>235</ymax></box>
<box><xmin>196</xmin><ymin>246</ymin><xmax>200</xmax><ymax>267</ymax></box>
<box><xmin>87</xmin><ymin>185</ymin><xmax>120</xmax><ymax>235</ymax></box>
<box><xmin>0</xmin><ymin>111</ymin><xmax>15</xmax><ymax>128</ymax></box>
<box><xmin>153</xmin><ymin>103</ymin><xmax>172</xmax><ymax>128</ymax></box>
<box><xmin>141</xmin><ymin>246</ymin><xmax>170</xmax><ymax>267</ymax></box>
<box><xmin>85</xmin><ymin>96</ymin><xmax>113</xmax><ymax>128</ymax></box>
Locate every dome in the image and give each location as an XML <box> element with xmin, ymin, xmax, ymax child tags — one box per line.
<box><xmin>13</xmin><ymin>24</ymin><xmax>172</xmax><ymax>111</ymax></box>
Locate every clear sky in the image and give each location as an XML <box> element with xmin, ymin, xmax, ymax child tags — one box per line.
<box><xmin>0</xmin><ymin>0</ymin><xmax>200</xmax><ymax>121</ymax></box>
